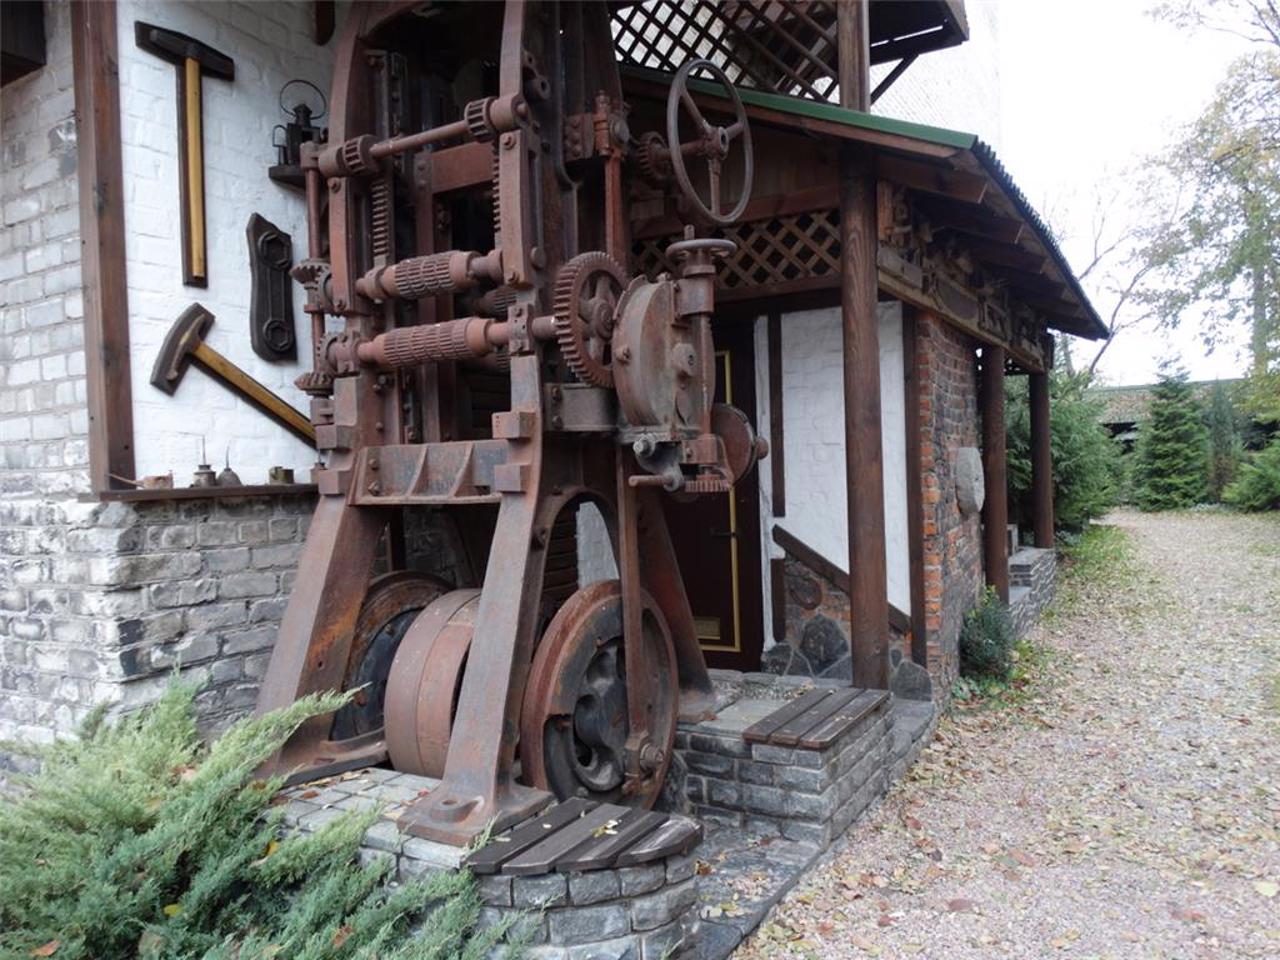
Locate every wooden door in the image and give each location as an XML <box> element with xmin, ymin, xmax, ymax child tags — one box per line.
<box><xmin>664</xmin><ymin>319</ymin><xmax>764</xmax><ymax>671</ymax></box>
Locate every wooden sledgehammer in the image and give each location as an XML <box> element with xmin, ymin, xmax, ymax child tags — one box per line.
<box><xmin>150</xmin><ymin>304</ymin><xmax>316</xmax><ymax>446</ymax></box>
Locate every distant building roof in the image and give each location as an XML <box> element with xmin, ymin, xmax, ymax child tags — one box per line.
<box><xmin>1090</xmin><ymin>379</ymin><xmax>1243</xmax><ymax>427</ymax></box>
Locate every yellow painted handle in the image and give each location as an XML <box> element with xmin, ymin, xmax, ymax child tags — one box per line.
<box><xmin>192</xmin><ymin>342</ymin><xmax>316</xmax><ymax>444</ymax></box>
<box><xmin>184</xmin><ymin>57</ymin><xmax>206</xmax><ymax>281</ymax></box>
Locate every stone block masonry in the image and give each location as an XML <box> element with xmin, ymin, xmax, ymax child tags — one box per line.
<box><xmin>1009</xmin><ymin>546</ymin><xmax>1056</xmax><ymax>639</ymax></box>
<box><xmin>674</xmin><ymin>676</ymin><xmax>927</xmax><ymax>852</ymax></box>
<box><xmin>280</xmin><ymin>768</ymin><xmax>701</xmax><ymax>959</ymax></box>
<box><xmin>0</xmin><ymin>493</ymin><xmax>316</xmax><ymax>774</ymax></box>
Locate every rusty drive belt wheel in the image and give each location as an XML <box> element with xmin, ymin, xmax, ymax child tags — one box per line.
<box><xmin>383</xmin><ymin>589</ymin><xmax>479</xmax><ymax>777</ymax></box>
<box><xmin>329</xmin><ymin>571</ymin><xmax>448</xmax><ymax>741</ymax></box>
<box><xmin>519</xmin><ymin>580</ymin><xmax>678</xmax><ymax>808</ymax></box>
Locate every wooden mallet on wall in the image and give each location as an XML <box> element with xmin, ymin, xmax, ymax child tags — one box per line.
<box><xmin>135</xmin><ymin>22</ymin><xmax>234</xmax><ymax>288</ymax></box>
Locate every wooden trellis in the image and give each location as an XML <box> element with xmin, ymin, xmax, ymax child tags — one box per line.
<box><xmin>634</xmin><ymin>208</ymin><xmax>842</xmax><ymax>295</ymax></box>
<box><xmin>611</xmin><ymin>0</ymin><xmax>840</xmax><ymax>101</ymax></box>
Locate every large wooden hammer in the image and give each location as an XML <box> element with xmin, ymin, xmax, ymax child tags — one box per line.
<box><xmin>135</xmin><ymin>22</ymin><xmax>234</xmax><ymax>288</ymax></box>
<box><xmin>151</xmin><ymin>304</ymin><xmax>316</xmax><ymax>447</ymax></box>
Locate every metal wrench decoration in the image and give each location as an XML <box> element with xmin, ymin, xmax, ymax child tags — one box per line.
<box><xmin>255</xmin><ymin>0</ymin><xmax>765</xmax><ymax>845</ymax></box>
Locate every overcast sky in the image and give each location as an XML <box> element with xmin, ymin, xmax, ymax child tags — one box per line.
<box><xmin>996</xmin><ymin>0</ymin><xmax>1253</xmax><ymax>385</ymax></box>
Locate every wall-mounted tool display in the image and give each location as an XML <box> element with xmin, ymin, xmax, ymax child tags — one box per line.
<box><xmin>246</xmin><ymin>213</ymin><xmax>296</xmax><ymax>361</ymax></box>
<box><xmin>254</xmin><ymin>1</ymin><xmax>763</xmax><ymax>850</ymax></box>
<box><xmin>269</xmin><ymin>79</ymin><xmax>326</xmax><ymax>188</ymax></box>
<box><xmin>134</xmin><ymin>22</ymin><xmax>234</xmax><ymax>287</ymax></box>
<box><xmin>150</xmin><ymin>304</ymin><xmax>316</xmax><ymax>446</ymax></box>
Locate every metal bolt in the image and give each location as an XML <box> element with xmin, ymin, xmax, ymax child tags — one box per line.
<box><xmin>530</xmin><ymin>246</ymin><xmax>546</xmax><ymax>270</ymax></box>
<box><xmin>550</xmin><ymin>415</ymin><xmax>563</xmax><ymax>430</ymax></box>
<box><xmin>369</xmin><ymin>458</ymin><xmax>380</xmax><ymax>470</ymax></box>
<box><xmin>329</xmin><ymin>179</ymin><xmax>341</xmax><ymax>192</ymax></box>
<box><xmin>375</xmin><ymin>421</ymin><xmax>384</xmax><ymax>432</ymax></box>
<box><xmin>367</xmin><ymin>480</ymin><xmax>382</xmax><ymax>495</ymax></box>
<box><xmin>616</xmin><ymin>346</ymin><xmax>631</xmax><ymax>363</ymax></box>
<box><xmin>501</xmin><ymin>132</ymin><xmax>516</xmax><ymax>150</ymax></box>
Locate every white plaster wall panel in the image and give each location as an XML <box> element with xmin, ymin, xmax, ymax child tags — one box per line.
<box><xmin>879</xmin><ymin>307</ymin><xmax>911</xmax><ymax>614</ymax></box>
<box><xmin>753</xmin><ymin>314</ymin><xmax>779</xmax><ymax>649</ymax></box>
<box><xmin>774</xmin><ymin>302</ymin><xmax>910</xmax><ymax>613</ymax></box>
<box><xmin>116</xmin><ymin>1</ymin><xmax>347</xmax><ymax>480</ymax></box>
<box><xmin>577</xmin><ymin>501</ymin><xmax>618</xmax><ymax>586</ymax></box>
<box><xmin>871</xmin><ymin>2</ymin><xmax>1002</xmax><ymax>152</ymax></box>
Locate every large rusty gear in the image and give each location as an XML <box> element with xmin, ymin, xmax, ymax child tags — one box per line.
<box><xmin>553</xmin><ymin>252</ymin><xmax>626</xmax><ymax>388</ymax></box>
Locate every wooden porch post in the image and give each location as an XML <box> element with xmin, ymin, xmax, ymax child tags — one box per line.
<box><xmin>981</xmin><ymin>346</ymin><xmax>1009</xmax><ymax>602</ymax></box>
<box><xmin>837</xmin><ymin>0</ymin><xmax>889</xmax><ymax>690</ymax></box>
<box><xmin>1029</xmin><ymin>371</ymin><xmax>1054</xmax><ymax>548</ymax></box>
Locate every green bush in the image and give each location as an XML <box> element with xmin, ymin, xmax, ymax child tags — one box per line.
<box><xmin>1006</xmin><ymin>371</ymin><xmax>1123</xmax><ymax>532</ymax></box>
<box><xmin>0</xmin><ymin>684</ymin><xmax>513</xmax><ymax>960</ymax></box>
<box><xmin>1224</xmin><ymin>437</ymin><xmax>1280</xmax><ymax>510</ymax></box>
<box><xmin>1133</xmin><ymin>368</ymin><xmax>1210</xmax><ymax>510</ymax></box>
<box><xmin>959</xmin><ymin>587</ymin><xmax>1016</xmax><ymax>682</ymax></box>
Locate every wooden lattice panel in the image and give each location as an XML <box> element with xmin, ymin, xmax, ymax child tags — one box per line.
<box><xmin>611</xmin><ymin>0</ymin><xmax>839</xmax><ymax>101</ymax></box>
<box><xmin>634</xmin><ymin>209</ymin><xmax>841</xmax><ymax>291</ymax></box>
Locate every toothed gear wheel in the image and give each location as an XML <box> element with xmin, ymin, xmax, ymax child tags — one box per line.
<box><xmin>635</xmin><ymin>131</ymin><xmax>672</xmax><ymax>185</ymax></box>
<box><xmin>553</xmin><ymin>252</ymin><xmax>626</xmax><ymax>388</ymax></box>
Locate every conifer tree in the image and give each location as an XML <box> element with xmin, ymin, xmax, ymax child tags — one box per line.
<box><xmin>1133</xmin><ymin>368</ymin><xmax>1211</xmax><ymax>510</ymax></box>
<box><xmin>1205</xmin><ymin>381</ymin><xmax>1243</xmax><ymax>501</ymax></box>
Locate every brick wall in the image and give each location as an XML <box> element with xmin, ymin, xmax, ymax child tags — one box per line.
<box><xmin>0</xmin><ymin>1</ymin><xmax>88</xmax><ymax>500</ymax></box>
<box><xmin>118</xmin><ymin>0</ymin><xmax>340</xmax><ymax>479</ymax></box>
<box><xmin>915</xmin><ymin>313</ymin><xmax>984</xmax><ymax>693</ymax></box>
<box><xmin>0</xmin><ymin>494</ymin><xmax>315</xmax><ymax>772</ymax></box>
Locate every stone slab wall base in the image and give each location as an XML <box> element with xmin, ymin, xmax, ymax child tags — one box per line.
<box><xmin>279</xmin><ymin>769</ymin><xmax>702</xmax><ymax>959</ymax></box>
<box><xmin>1009</xmin><ymin>546</ymin><xmax>1056</xmax><ymax>639</ymax></box>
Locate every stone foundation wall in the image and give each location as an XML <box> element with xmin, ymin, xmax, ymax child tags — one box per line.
<box><xmin>677</xmin><ymin>685</ymin><xmax>895</xmax><ymax>850</ymax></box>
<box><xmin>280</xmin><ymin>768</ymin><xmax>700</xmax><ymax>960</ymax></box>
<box><xmin>1009</xmin><ymin>546</ymin><xmax>1056</xmax><ymax>638</ymax></box>
<box><xmin>915</xmin><ymin>313</ymin><xmax>984</xmax><ymax>696</ymax></box>
<box><xmin>762</xmin><ymin>556</ymin><xmax>914</xmax><ymax>690</ymax></box>
<box><xmin>0</xmin><ymin>494</ymin><xmax>316</xmax><ymax>772</ymax></box>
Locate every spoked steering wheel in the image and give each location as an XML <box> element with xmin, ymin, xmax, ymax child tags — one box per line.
<box><xmin>666</xmin><ymin>59</ymin><xmax>754</xmax><ymax>226</ymax></box>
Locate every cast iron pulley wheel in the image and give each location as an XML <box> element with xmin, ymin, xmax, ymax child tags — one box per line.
<box><xmin>330</xmin><ymin>571</ymin><xmax>448</xmax><ymax>741</ymax></box>
<box><xmin>520</xmin><ymin>580</ymin><xmax>678</xmax><ymax>808</ymax></box>
<box><xmin>554</xmin><ymin>252</ymin><xmax>627</xmax><ymax>389</ymax></box>
<box><xmin>666</xmin><ymin>58</ymin><xmax>753</xmax><ymax>225</ymax></box>
<box><xmin>383</xmin><ymin>589</ymin><xmax>479</xmax><ymax>777</ymax></box>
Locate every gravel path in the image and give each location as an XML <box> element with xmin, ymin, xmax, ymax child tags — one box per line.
<box><xmin>735</xmin><ymin>509</ymin><xmax>1280</xmax><ymax>959</ymax></box>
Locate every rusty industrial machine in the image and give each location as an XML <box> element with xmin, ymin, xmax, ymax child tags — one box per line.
<box><xmin>255</xmin><ymin>0</ymin><xmax>764</xmax><ymax>846</ymax></box>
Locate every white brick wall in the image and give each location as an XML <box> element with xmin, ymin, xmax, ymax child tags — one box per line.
<box><xmin>0</xmin><ymin>1</ymin><xmax>88</xmax><ymax>499</ymax></box>
<box><xmin>763</xmin><ymin>302</ymin><xmax>911</xmax><ymax>643</ymax></box>
<box><xmin>117</xmin><ymin>0</ymin><xmax>345</xmax><ymax>480</ymax></box>
<box><xmin>872</xmin><ymin>1</ymin><xmax>1003</xmax><ymax>151</ymax></box>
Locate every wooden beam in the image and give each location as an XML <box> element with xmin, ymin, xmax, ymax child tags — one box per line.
<box><xmin>877</xmin><ymin>156</ymin><xmax>987</xmax><ymax>204</ymax></box>
<box><xmin>632</xmin><ymin>183</ymin><xmax>838</xmax><ymax>241</ymax></box>
<box><xmin>838</xmin><ymin>0</ymin><xmax>889</xmax><ymax>691</ymax></box>
<box><xmin>980</xmin><ymin>346</ymin><xmax>1009</xmax><ymax>603</ymax></box>
<box><xmin>922</xmin><ymin>196</ymin><xmax>1024</xmax><ymax>246</ymax></box>
<box><xmin>992</xmin><ymin>264</ymin><xmax>1073</xmax><ymax>300</ymax></box>
<box><xmin>430</xmin><ymin>140</ymin><xmax>494</xmax><ymax>194</ymax></box>
<box><xmin>72</xmin><ymin>0</ymin><xmax>135</xmax><ymax>493</ymax></box>
<box><xmin>962</xmin><ymin>236</ymin><xmax>1049</xmax><ymax>274</ymax></box>
<box><xmin>1030</xmin><ymin>371</ymin><xmax>1054</xmax><ymax>548</ymax></box>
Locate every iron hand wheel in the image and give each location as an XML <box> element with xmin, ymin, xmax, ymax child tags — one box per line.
<box><xmin>666</xmin><ymin>58</ymin><xmax>754</xmax><ymax>226</ymax></box>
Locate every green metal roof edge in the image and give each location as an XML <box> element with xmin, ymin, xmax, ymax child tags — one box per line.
<box><xmin>622</xmin><ymin>64</ymin><xmax>1106</xmax><ymax>339</ymax></box>
<box><xmin>684</xmin><ymin>74</ymin><xmax>977</xmax><ymax>150</ymax></box>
